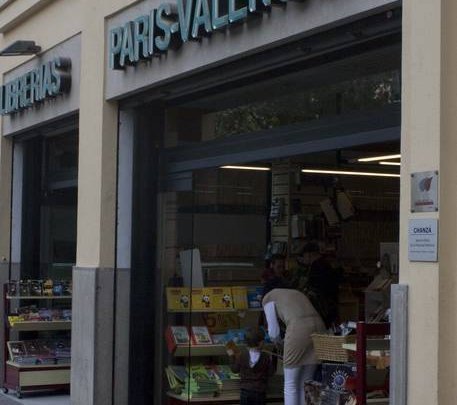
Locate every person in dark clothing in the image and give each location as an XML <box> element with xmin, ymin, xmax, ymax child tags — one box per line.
<box><xmin>301</xmin><ymin>242</ymin><xmax>341</xmax><ymax>328</ymax></box>
<box><xmin>228</xmin><ymin>329</ymin><xmax>275</xmax><ymax>405</ymax></box>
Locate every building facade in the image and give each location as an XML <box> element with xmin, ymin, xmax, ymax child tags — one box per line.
<box><xmin>0</xmin><ymin>0</ymin><xmax>454</xmax><ymax>404</ymax></box>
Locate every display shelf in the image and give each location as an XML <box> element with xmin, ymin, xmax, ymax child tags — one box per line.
<box><xmin>168</xmin><ymin>308</ymin><xmax>263</xmax><ymax>313</ymax></box>
<box><xmin>343</xmin><ymin>338</ymin><xmax>390</xmax><ymax>352</ymax></box>
<box><xmin>3</xmin><ymin>282</ymin><xmax>72</xmax><ymax>399</ymax></box>
<box><xmin>173</xmin><ymin>343</ymin><xmax>274</xmax><ymax>357</ymax></box>
<box><xmin>8</xmin><ymin>321</ymin><xmax>71</xmax><ymax>331</ymax></box>
<box><xmin>366</xmin><ymin>399</ymin><xmax>389</xmax><ymax>404</ymax></box>
<box><xmin>6</xmin><ymin>295</ymin><xmax>72</xmax><ymax>300</ymax></box>
<box><xmin>6</xmin><ymin>361</ymin><xmax>70</xmax><ymax>369</ymax></box>
<box><xmin>167</xmin><ymin>391</ymin><xmax>283</xmax><ymax>404</ymax></box>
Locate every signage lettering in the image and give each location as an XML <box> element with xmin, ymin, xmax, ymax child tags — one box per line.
<box><xmin>413</xmin><ymin>227</ymin><xmax>432</xmax><ymax>234</ymax></box>
<box><xmin>110</xmin><ymin>0</ymin><xmax>293</xmax><ymax>69</ymax></box>
<box><xmin>0</xmin><ymin>58</ymin><xmax>71</xmax><ymax>116</ymax></box>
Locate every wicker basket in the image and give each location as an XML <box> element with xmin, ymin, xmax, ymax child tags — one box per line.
<box><xmin>311</xmin><ymin>334</ymin><xmax>356</xmax><ymax>363</ymax></box>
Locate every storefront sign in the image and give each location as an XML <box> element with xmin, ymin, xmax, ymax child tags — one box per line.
<box><xmin>408</xmin><ymin>219</ymin><xmax>438</xmax><ymax>262</ymax></box>
<box><xmin>0</xmin><ymin>58</ymin><xmax>71</xmax><ymax>116</ymax></box>
<box><xmin>411</xmin><ymin>170</ymin><xmax>439</xmax><ymax>212</ymax></box>
<box><xmin>110</xmin><ymin>0</ymin><xmax>294</xmax><ymax>69</ymax></box>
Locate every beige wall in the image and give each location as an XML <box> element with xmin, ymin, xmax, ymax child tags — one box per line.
<box><xmin>0</xmin><ymin>0</ymin><xmax>136</xmax><ymax>268</ymax></box>
<box><xmin>0</xmin><ymin>0</ymin><xmax>83</xmax><ymax>264</ymax></box>
<box><xmin>401</xmin><ymin>0</ymin><xmax>441</xmax><ymax>401</ymax></box>
<box><xmin>438</xmin><ymin>0</ymin><xmax>457</xmax><ymax>403</ymax></box>
<box><xmin>402</xmin><ymin>0</ymin><xmax>457</xmax><ymax>404</ymax></box>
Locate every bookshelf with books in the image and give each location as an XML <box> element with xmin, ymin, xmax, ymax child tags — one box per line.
<box><xmin>2</xmin><ymin>280</ymin><xmax>72</xmax><ymax>399</ymax></box>
<box><xmin>164</xmin><ymin>285</ymin><xmax>283</xmax><ymax>404</ymax></box>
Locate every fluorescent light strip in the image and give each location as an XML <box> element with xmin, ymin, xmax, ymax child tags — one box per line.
<box><xmin>221</xmin><ymin>165</ymin><xmax>271</xmax><ymax>171</ymax></box>
<box><xmin>358</xmin><ymin>154</ymin><xmax>401</xmax><ymax>162</ymax></box>
<box><xmin>379</xmin><ymin>161</ymin><xmax>401</xmax><ymax>166</ymax></box>
<box><xmin>302</xmin><ymin>169</ymin><xmax>400</xmax><ymax>178</ymax></box>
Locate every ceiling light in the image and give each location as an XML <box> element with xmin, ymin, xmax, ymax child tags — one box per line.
<box><xmin>221</xmin><ymin>165</ymin><xmax>271</xmax><ymax>171</ymax></box>
<box><xmin>302</xmin><ymin>169</ymin><xmax>400</xmax><ymax>178</ymax></box>
<box><xmin>379</xmin><ymin>161</ymin><xmax>401</xmax><ymax>166</ymax></box>
<box><xmin>357</xmin><ymin>154</ymin><xmax>401</xmax><ymax>162</ymax></box>
<box><xmin>0</xmin><ymin>40</ymin><xmax>41</xmax><ymax>56</ymax></box>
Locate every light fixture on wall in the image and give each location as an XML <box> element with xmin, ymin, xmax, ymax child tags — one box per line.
<box><xmin>379</xmin><ymin>161</ymin><xmax>401</xmax><ymax>166</ymax></box>
<box><xmin>220</xmin><ymin>165</ymin><xmax>271</xmax><ymax>171</ymax></box>
<box><xmin>357</xmin><ymin>154</ymin><xmax>401</xmax><ymax>162</ymax></box>
<box><xmin>302</xmin><ymin>169</ymin><xmax>400</xmax><ymax>178</ymax></box>
<box><xmin>0</xmin><ymin>40</ymin><xmax>41</xmax><ymax>56</ymax></box>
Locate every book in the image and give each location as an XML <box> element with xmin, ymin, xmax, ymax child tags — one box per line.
<box><xmin>232</xmin><ymin>286</ymin><xmax>248</xmax><ymax>309</ymax></box>
<box><xmin>165</xmin><ymin>326</ymin><xmax>190</xmax><ymax>353</ymax></box>
<box><xmin>191</xmin><ymin>326</ymin><xmax>212</xmax><ymax>345</ymax></box>
<box><xmin>30</xmin><ymin>280</ymin><xmax>42</xmax><ymax>296</ymax></box>
<box><xmin>7</xmin><ymin>341</ymin><xmax>26</xmax><ymax>360</ymax></box>
<box><xmin>211</xmin><ymin>334</ymin><xmax>227</xmax><ymax>345</ymax></box>
<box><xmin>210</xmin><ymin>287</ymin><xmax>233</xmax><ymax>310</ymax></box>
<box><xmin>247</xmin><ymin>286</ymin><xmax>264</xmax><ymax>308</ymax></box>
<box><xmin>191</xmin><ymin>288</ymin><xmax>211</xmax><ymax>310</ymax></box>
<box><xmin>166</xmin><ymin>287</ymin><xmax>191</xmax><ymax>311</ymax></box>
<box><xmin>170</xmin><ymin>326</ymin><xmax>190</xmax><ymax>344</ymax></box>
<box><xmin>19</xmin><ymin>280</ymin><xmax>30</xmax><ymax>296</ymax></box>
<box><xmin>226</xmin><ymin>329</ymin><xmax>246</xmax><ymax>344</ymax></box>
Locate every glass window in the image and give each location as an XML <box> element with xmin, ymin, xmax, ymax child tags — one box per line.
<box><xmin>20</xmin><ymin>132</ymin><xmax>78</xmax><ymax>280</ymax></box>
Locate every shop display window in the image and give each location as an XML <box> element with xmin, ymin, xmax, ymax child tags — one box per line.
<box><xmin>158</xmin><ymin>149</ymin><xmax>399</xmax><ymax>404</ymax></box>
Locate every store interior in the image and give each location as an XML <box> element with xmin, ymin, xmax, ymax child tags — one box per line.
<box><xmin>158</xmin><ymin>51</ymin><xmax>401</xmax><ymax>402</ymax></box>
<box><xmin>162</xmin><ymin>142</ymin><xmax>400</xmax><ymax>403</ymax></box>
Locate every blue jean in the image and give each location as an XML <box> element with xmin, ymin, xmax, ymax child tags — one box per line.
<box><xmin>283</xmin><ymin>364</ymin><xmax>317</xmax><ymax>405</ymax></box>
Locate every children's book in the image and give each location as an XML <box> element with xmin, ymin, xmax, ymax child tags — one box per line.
<box><xmin>166</xmin><ymin>287</ymin><xmax>191</xmax><ymax>310</ymax></box>
<box><xmin>191</xmin><ymin>326</ymin><xmax>212</xmax><ymax>345</ymax></box>
<box><xmin>210</xmin><ymin>287</ymin><xmax>233</xmax><ymax>310</ymax></box>
<box><xmin>165</xmin><ymin>326</ymin><xmax>190</xmax><ymax>353</ymax></box>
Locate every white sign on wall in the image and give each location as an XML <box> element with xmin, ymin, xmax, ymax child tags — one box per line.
<box><xmin>411</xmin><ymin>171</ymin><xmax>439</xmax><ymax>212</ymax></box>
<box><xmin>408</xmin><ymin>219</ymin><xmax>438</xmax><ymax>262</ymax></box>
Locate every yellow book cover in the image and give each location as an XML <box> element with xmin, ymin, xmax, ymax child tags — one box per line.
<box><xmin>231</xmin><ymin>286</ymin><xmax>248</xmax><ymax>309</ymax></box>
<box><xmin>166</xmin><ymin>287</ymin><xmax>190</xmax><ymax>311</ymax></box>
<box><xmin>210</xmin><ymin>287</ymin><xmax>233</xmax><ymax>310</ymax></box>
<box><xmin>191</xmin><ymin>288</ymin><xmax>212</xmax><ymax>310</ymax></box>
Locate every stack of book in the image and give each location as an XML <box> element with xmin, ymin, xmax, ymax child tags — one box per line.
<box><xmin>185</xmin><ymin>365</ymin><xmax>220</xmax><ymax>398</ymax></box>
<box><xmin>212</xmin><ymin>365</ymin><xmax>240</xmax><ymax>396</ymax></box>
<box><xmin>166</xmin><ymin>364</ymin><xmax>242</xmax><ymax>399</ymax></box>
<box><xmin>165</xmin><ymin>366</ymin><xmax>188</xmax><ymax>392</ymax></box>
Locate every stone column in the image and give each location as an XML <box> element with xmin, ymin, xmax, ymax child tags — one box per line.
<box><xmin>70</xmin><ymin>2</ymin><xmax>119</xmax><ymax>404</ymax></box>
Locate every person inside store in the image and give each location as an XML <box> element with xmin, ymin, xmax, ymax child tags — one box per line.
<box><xmin>227</xmin><ymin>328</ymin><xmax>275</xmax><ymax>405</ymax></box>
<box><xmin>299</xmin><ymin>241</ymin><xmax>342</xmax><ymax>329</ymax></box>
<box><xmin>262</xmin><ymin>281</ymin><xmax>326</xmax><ymax>405</ymax></box>
<box><xmin>261</xmin><ymin>254</ymin><xmax>286</xmax><ymax>286</ymax></box>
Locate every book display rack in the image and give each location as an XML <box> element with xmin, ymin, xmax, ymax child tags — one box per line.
<box><xmin>2</xmin><ymin>281</ymin><xmax>72</xmax><ymax>398</ymax></box>
<box><xmin>164</xmin><ymin>285</ymin><xmax>283</xmax><ymax>404</ymax></box>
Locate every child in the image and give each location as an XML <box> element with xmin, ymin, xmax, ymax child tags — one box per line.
<box><xmin>227</xmin><ymin>328</ymin><xmax>275</xmax><ymax>405</ymax></box>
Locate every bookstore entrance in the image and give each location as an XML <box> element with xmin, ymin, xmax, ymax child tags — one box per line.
<box><xmin>124</xmin><ymin>31</ymin><xmax>401</xmax><ymax>402</ymax></box>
